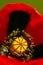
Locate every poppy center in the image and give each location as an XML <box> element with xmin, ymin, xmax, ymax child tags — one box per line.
<box><xmin>10</xmin><ymin>37</ymin><xmax>28</xmax><ymax>55</ymax></box>
<box><xmin>3</xmin><ymin>29</ymin><xmax>34</xmax><ymax>61</ymax></box>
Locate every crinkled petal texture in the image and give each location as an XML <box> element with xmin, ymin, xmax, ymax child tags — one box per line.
<box><xmin>0</xmin><ymin>3</ymin><xmax>43</xmax><ymax>65</ymax></box>
<box><xmin>0</xmin><ymin>3</ymin><xmax>41</xmax><ymax>43</ymax></box>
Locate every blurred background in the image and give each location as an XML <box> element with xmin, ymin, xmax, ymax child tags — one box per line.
<box><xmin>0</xmin><ymin>0</ymin><xmax>43</xmax><ymax>14</ymax></box>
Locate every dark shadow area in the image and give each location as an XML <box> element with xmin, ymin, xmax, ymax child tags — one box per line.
<box><xmin>33</xmin><ymin>43</ymin><xmax>43</xmax><ymax>59</ymax></box>
<box><xmin>8</xmin><ymin>11</ymin><xmax>31</xmax><ymax>34</ymax></box>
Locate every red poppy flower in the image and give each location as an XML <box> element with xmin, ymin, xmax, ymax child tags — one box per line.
<box><xmin>0</xmin><ymin>3</ymin><xmax>43</xmax><ymax>65</ymax></box>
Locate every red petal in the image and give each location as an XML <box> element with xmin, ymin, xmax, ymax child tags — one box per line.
<box><xmin>25</xmin><ymin>16</ymin><xmax>43</xmax><ymax>46</ymax></box>
<box><xmin>0</xmin><ymin>56</ymin><xmax>43</xmax><ymax>65</ymax></box>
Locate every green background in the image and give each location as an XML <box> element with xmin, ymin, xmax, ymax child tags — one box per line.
<box><xmin>0</xmin><ymin>0</ymin><xmax>43</xmax><ymax>14</ymax></box>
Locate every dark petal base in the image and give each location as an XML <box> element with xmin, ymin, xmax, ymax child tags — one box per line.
<box><xmin>8</xmin><ymin>11</ymin><xmax>31</xmax><ymax>34</ymax></box>
<box><xmin>33</xmin><ymin>43</ymin><xmax>43</xmax><ymax>59</ymax></box>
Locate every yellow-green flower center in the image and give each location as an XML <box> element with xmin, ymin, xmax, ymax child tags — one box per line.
<box><xmin>10</xmin><ymin>36</ymin><xmax>28</xmax><ymax>56</ymax></box>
